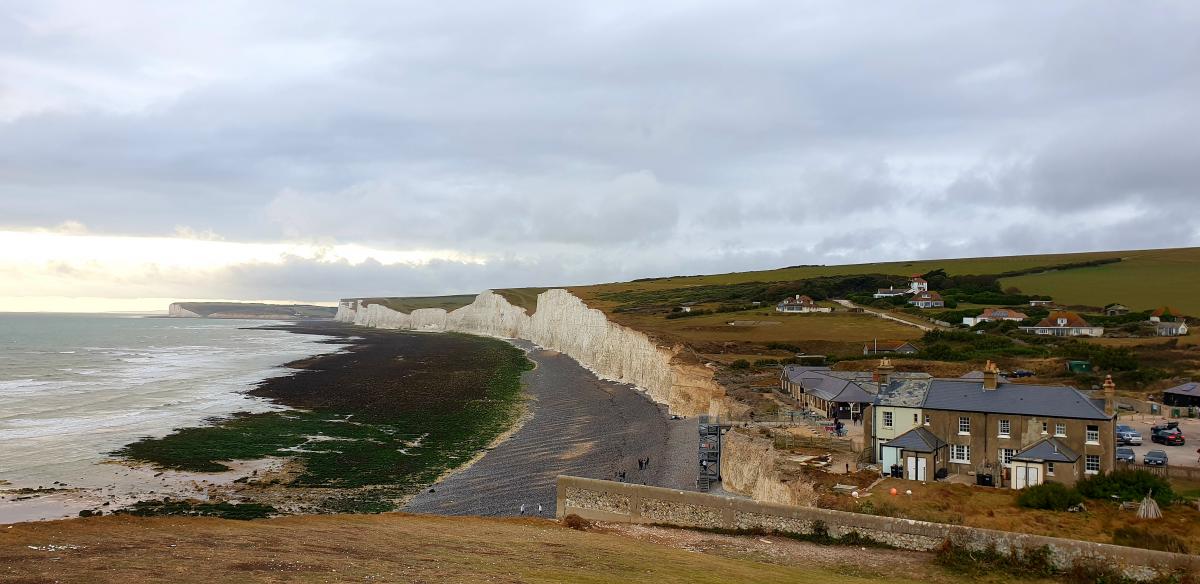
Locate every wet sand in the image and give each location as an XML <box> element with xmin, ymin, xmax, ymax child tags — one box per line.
<box><xmin>405</xmin><ymin>340</ymin><xmax>698</xmax><ymax>518</ymax></box>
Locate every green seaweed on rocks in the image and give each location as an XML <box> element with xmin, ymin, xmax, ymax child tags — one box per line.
<box><xmin>114</xmin><ymin>330</ymin><xmax>533</xmax><ymax>514</ymax></box>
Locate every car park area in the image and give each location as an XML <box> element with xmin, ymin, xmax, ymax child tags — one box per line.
<box><xmin>1121</xmin><ymin>417</ymin><xmax>1200</xmax><ymax>468</ymax></box>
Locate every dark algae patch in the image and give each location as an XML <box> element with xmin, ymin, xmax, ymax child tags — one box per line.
<box><xmin>115</xmin><ymin>324</ymin><xmax>532</xmax><ymax>514</ymax></box>
<box><xmin>116</xmin><ymin>499</ymin><xmax>278</xmax><ymax>520</ymax></box>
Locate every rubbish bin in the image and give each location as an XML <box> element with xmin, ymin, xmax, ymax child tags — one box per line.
<box><xmin>976</xmin><ymin>473</ymin><xmax>995</xmax><ymax>487</ymax></box>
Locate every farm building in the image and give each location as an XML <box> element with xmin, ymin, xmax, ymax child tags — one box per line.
<box><xmin>963</xmin><ymin>307</ymin><xmax>1029</xmax><ymax>326</ymax></box>
<box><xmin>1162</xmin><ymin>382</ymin><xmax>1200</xmax><ymax>408</ymax></box>
<box><xmin>1019</xmin><ymin>311</ymin><xmax>1104</xmax><ymax>337</ymax></box>
<box><xmin>863</xmin><ymin>340</ymin><xmax>919</xmax><ymax>356</ymax></box>
<box><xmin>1156</xmin><ymin>321</ymin><xmax>1188</xmax><ymax>336</ymax></box>
<box><xmin>1104</xmin><ymin>303</ymin><xmax>1130</xmax><ymax>316</ymax></box>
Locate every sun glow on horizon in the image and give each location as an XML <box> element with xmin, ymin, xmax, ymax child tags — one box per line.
<box><xmin>0</xmin><ymin>227</ymin><xmax>488</xmax><ymax>312</ymax></box>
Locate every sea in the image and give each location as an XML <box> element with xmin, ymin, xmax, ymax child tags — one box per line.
<box><xmin>0</xmin><ymin>313</ymin><xmax>347</xmax><ymax>521</ymax></box>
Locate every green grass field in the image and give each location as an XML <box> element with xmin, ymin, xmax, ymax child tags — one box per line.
<box><xmin>361</xmin><ymin>295</ymin><xmax>479</xmax><ymax>313</ymax></box>
<box><xmin>571</xmin><ymin>247</ymin><xmax>1198</xmax><ymax>317</ymax></box>
<box><xmin>1000</xmin><ymin>248</ymin><xmax>1200</xmax><ymax>314</ymax></box>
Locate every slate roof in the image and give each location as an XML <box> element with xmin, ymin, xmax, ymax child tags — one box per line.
<box><xmin>911</xmin><ymin>291</ymin><xmax>943</xmax><ymax>302</ymax></box>
<box><xmin>979</xmin><ymin>308</ymin><xmax>1028</xmax><ymax>320</ymax></box>
<box><xmin>1157</xmin><ymin>321</ymin><xmax>1187</xmax><ymax>332</ymax></box>
<box><xmin>863</xmin><ymin>340</ymin><xmax>919</xmax><ymax>352</ymax></box>
<box><xmin>921</xmin><ymin>378</ymin><xmax>1111</xmax><ymax>420</ymax></box>
<box><xmin>875</xmin><ymin>378</ymin><xmax>931</xmax><ymax>407</ymax></box>
<box><xmin>882</xmin><ymin>427</ymin><xmax>947</xmax><ymax>453</ymax></box>
<box><xmin>959</xmin><ymin>370</ymin><xmax>1010</xmax><ymax>382</ymax></box>
<box><xmin>1012</xmin><ymin>438</ymin><xmax>1079</xmax><ymax>463</ymax></box>
<box><xmin>781</xmin><ymin>365</ymin><xmax>878</xmax><ymax>404</ymax></box>
<box><xmin>1165</xmin><ymin>382</ymin><xmax>1200</xmax><ymax>397</ymax></box>
<box><xmin>1032</xmin><ymin>310</ymin><xmax>1092</xmax><ymax>328</ymax></box>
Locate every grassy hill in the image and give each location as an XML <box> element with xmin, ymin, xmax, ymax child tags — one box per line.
<box><xmin>571</xmin><ymin>247</ymin><xmax>1199</xmax><ymax>316</ymax></box>
<box><xmin>0</xmin><ymin>514</ymin><xmax>971</xmax><ymax>584</ymax></box>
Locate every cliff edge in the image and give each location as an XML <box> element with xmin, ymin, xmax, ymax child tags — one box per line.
<box><xmin>336</xmin><ymin>289</ymin><xmax>726</xmax><ymax>416</ymax></box>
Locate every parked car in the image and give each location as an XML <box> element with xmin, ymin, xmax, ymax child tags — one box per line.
<box><xmin>1115</xmin><ymin>447</ymin><xmax>1136</xmax><ymax>463</ymax></box>
<box><xmin>1116</xmin><ymin>425</ymin><xmax>1143</xmax><ymax>445</ymax></box>
<box><xmin>1151</xmin><ymin>422</ymin><xmax>1186</xmax><ymax>446</ymax></box>
<box><xmin>1143</xmin><ymin>450</ymin><xmax>1169</xmax><ymax>466</ymax></box>
<box><xmin>1008</xmin><ymin>369</ymin><xmax>1035</xmax><ymax>378</ymax></box>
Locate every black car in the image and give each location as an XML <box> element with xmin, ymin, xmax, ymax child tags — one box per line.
<box><xmin>1151</xmin><ymin>423</ymin><xmax>1186</xmax><ymax>446</ymax></box>
<box><xmin>1115</xmin><ymin>447</ymin><xmax>1135</xmax><ymax>463</ymax></box>
<box><xmin>1143</xmin><ymin>450</ymin><xmax>1168</xmax><ymax>466</ymax></box>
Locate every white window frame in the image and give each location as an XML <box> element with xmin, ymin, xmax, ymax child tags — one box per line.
<box><xmin>1055</xmin><ymin>423</ymin><xmax>1067</xmax><ymax>437</ymax></box>
<box><xmin>999</xmin><ymin>419</ymin><xmax>1011</xmax><ymax>438</ymax></box>
<box><xmin>1086</xmin><ymin>425</ymin><xmax>1100</xmax><ymax>444</ymax></box>
<box><xmin>1046</xmin><ymin>462</ymin><xmax>1055</xmax><ymax>476</ymax></box>
<box><xmin>913</xmin><ymin>413</ymin><xmax>919</xmax><ymax>424</ymax></box>
<box><xmin>883</xmin><ymin>411</ymin><xmax>893</xmax><ymax>429</ymax></box>
<box><xmin>950</xmin><ymin>444</ymin><xmax>971</xmax><ymax>464</ymax></box>
<box><xmin>999</xmin><ymin>448</ymin><xmax>1015</xmax><ymax>467</ymax></box>
<box><xmin>1085</xmin><ymin>454</ymin><xmax>1101</xmax><ymax>474</ymax></box>
<box><xmin>1041</xmin><ymin>422</ymin><xmax>1048</xmax><ymax>435</ymax></box>
<box><xmin>923</xmin><ymin>414</ymin><xmax>930</xmax><ymax>426</ymax></box>
<box><xmin>958</xmin><ymin>416</ymin><xmax>971</xmax><ymax>435</ymax></box>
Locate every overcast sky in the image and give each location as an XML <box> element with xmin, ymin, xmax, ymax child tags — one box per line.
<box><xmin>2</xmin><ymin>1</ymin><xmax>1198</xmax><ymax>311</ymax></box>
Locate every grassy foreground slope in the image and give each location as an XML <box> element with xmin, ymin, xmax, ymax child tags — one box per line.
<box><xmin>0</xmin><ymin>514</ymin><xmax>951</xmax><ymax>584</ymax></box>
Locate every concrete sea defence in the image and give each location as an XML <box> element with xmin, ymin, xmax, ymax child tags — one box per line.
<box><xmin>336</xmin><ymin>289</ymin><xmax>725</xmax><ymax>416</ymax></box>
<box><xmin>557</xmin><ymin>475</ymin><xmax>1200</xmax><ymax>580</ymax></box>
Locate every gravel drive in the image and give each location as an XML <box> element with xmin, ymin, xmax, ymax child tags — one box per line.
<box><xmin>405</xmin><ymin>340</ymin><xmax>698</xmax><ymax>517</ymax></box>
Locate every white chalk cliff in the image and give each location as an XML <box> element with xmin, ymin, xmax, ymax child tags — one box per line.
<box><xmin>336</xmin><ymin>289</ymin><xmax>725</xmax><ymax>416</ymax></box>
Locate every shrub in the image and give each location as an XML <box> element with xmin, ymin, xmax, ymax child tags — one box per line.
<box><xmin>1016</xmin><ymin>482</ymin><xmax>1083</xmax><ymax>511</ymax></box>
<box><xmin>1112</xmin><ymin>526</ymin><xmax>1190</xmax><ymax>554</ymax></box>
<box><xmin>562</xmin><ymin>514</ymin><xmax>592</xmax><ymax>531</ymax></box>
<box><xmin>1076</xmin><ymin>469</ymin><xmax>1174</xmax><ymax>506</ymax></box>
<box><xmin>729</xmin><ymin>359</ymin><xmax>750</xmax><ymax>370</ymax></box>
<box><xmin>754</xmin><ymin>358</ymin><xmax>780</xmax><ymax>367</ymax></box>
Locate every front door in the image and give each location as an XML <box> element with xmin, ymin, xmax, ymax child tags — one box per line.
<box><xmin>905</xmin><ymin>456</ymin><xmax>926</xmax><ymax>481</ymax></box>
<box><xmin>1014</xmin><ymin>465</ymin><xmax>1042</xmax><ymax>489</ymax></box>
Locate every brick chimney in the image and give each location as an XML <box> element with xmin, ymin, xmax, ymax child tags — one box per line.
<box><xmin>876</xmin><ymin>357</ymin><xmax>895</xmax><ymax>390</ymax></box>
<box><xmin>983</xmin><ymin>360</ymin><xmax>1000</xmax><ymax>390</ymax></box>
<box><xmin>1103</xmin><ymin>375</ymin><xmax>1116</xmax><ymax>417</ymax></box>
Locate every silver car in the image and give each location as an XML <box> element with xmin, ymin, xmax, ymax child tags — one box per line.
<box><xmin>1116</xmin><ymin>447</ymin><xmax>1135</xmax><ymax>463</ymax></box>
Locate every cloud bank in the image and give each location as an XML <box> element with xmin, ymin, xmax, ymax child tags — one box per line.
<box><xmin>2</xmin><ymin>1</ymin><xmax>1197</xmax><ymax>308</ymax></box>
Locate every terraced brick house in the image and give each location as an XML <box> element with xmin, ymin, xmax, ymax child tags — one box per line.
<box><xmin>780</xmin><ymin>364</ymin><xmax>929</xmax><ymax>420</ymax></box>
<box><xmin>867</xmin><ymin>361</ymin><xmax>1117</xmax><ymax>489</ymax></box>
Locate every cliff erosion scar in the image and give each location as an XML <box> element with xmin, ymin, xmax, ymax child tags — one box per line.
<box><xmin>336</xmin><ymin>289</ymin><xmax>726</xmax><ymax>417</ymax></box>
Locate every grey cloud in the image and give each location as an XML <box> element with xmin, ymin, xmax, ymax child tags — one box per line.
<box><xmin>2</xmin><ymin>1</ymin><xmax>1199</xmax><ymax>300</ymax></box>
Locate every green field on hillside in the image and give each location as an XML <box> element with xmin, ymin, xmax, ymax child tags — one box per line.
<box><xmin>1001</xmin><ymin>248</ymin><xmax>1200</xmax><ymax>314</ymax></box>
<box><xmin>573</xmin><ymin>247</ymin><xmax>1198</xmax><ymax>316</ymax></box>
<box><xmin>360</xmin><ymin>295</ymin><xmax>478</xmax><ymax>313</ymax></box>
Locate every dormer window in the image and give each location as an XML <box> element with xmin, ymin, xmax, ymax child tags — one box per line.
<box><xmin>1057</xmin><ymin>317</ymin><xmax>1068</xmax><ymax>326</ymax></box>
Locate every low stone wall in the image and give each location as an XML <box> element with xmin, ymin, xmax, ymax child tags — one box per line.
<box><xmin>556</xmin><ymin>475</ymin><xmax>1199</xmax><ymax>579</ymax></box>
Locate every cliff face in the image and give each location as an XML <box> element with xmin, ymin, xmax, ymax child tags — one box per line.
<box><xmin>168</xmin><ymin>303</ymin><xmax>202</xmax><ymax>318</ymax></box>
<box><xmin>337</xmin><ymin>289</ymin><xmax>725</xmax><ymax>416</ymax></box>
<box><xmin>720</xmin><ymin>430</ymin><xmax>815</xmax><ymax>506</ymax></box>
